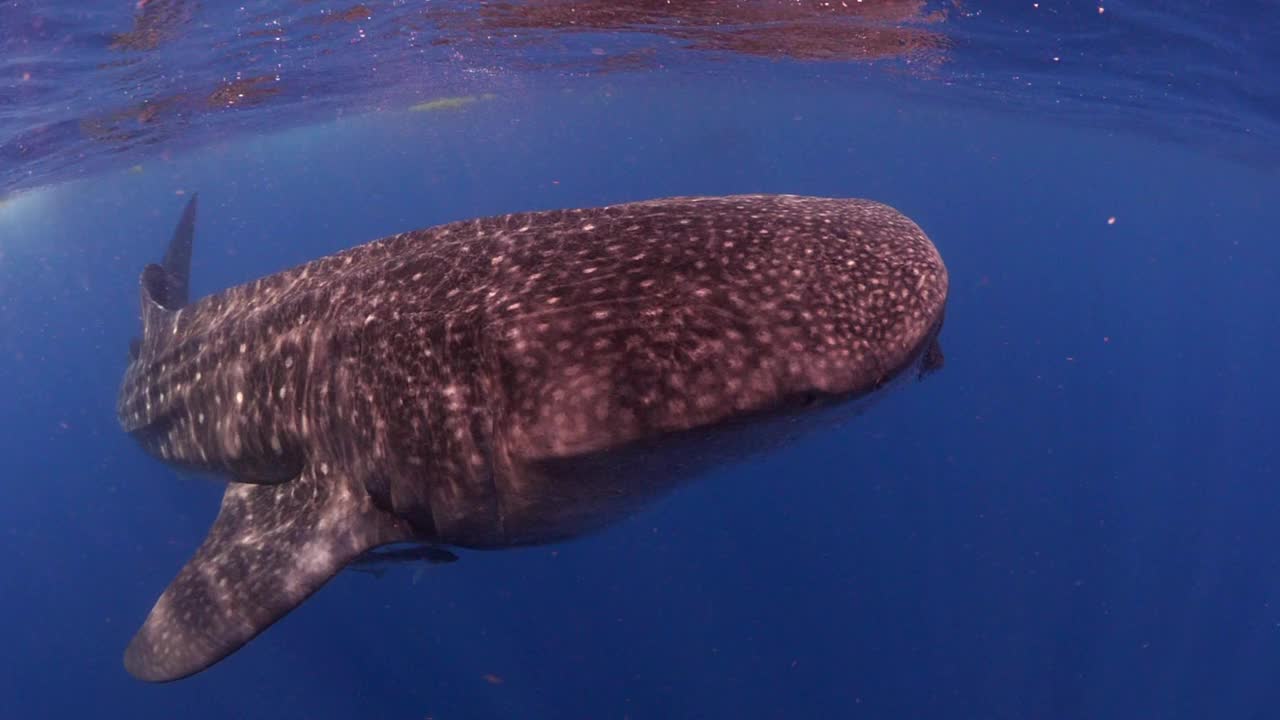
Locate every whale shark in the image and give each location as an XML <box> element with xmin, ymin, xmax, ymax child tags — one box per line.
<box><xmin>118</xmin><ymin>193</ymin><xmax>949</xmax><ymax>682</ymax></box>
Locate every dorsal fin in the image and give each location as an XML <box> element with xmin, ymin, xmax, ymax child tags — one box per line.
<box><xmin>161</xmin><ymin>193</ymin><xmax>197</xmax><ymax>308</ymax></box>
<box><xmin>132</xmin><ymin>194</ymin><xmax>197</xmax><ymax>355</ymax></box>
<box><xmin>124</xmin><ymin>464</ymin><xmax>412</xmax><ymax>682</ymax></box>
<box><xmin>137</xmin><ymin>263</ymin><xmax>178</xmax><ymax>349</ymax></box>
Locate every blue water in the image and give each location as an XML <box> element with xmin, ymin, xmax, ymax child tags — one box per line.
<box><xmin>2</xmin><ymin>2</ymin><xmax>1279</xmax><ymax>718</ymax></box>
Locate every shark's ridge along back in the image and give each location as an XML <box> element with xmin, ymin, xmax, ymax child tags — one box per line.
<box><xmin>119</xmin><ymin>193</ymin><xmax>948</xmax><ymax>681</ymax></box>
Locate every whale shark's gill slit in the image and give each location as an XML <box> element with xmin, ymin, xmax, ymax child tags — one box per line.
<box><xmin>124</xmin><ymin>463</ymin><xmax>410</xmax><ymax>683</ymax></box>
<box><xmin>227</xmin><ymin>447</ymin><xmax>307</xmax><ymax>486</ymax></box>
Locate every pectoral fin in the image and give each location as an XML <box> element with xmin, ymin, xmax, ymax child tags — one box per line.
<box><xmin>124</xmin><ymin>465</ymin><xmax>410</xmax><ymax>682</ymax></box>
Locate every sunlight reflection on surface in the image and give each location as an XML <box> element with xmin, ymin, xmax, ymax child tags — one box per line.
<box><xmin>0</xmin><ymin>186</ymin><xmax>62</xmax><ymax>251</ymax></box>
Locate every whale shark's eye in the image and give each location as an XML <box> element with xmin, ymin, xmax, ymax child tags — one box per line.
<box><xmin>918</xmin><ymin>337</ymin><xmax>945</xmax><ymax>379</ymax></box>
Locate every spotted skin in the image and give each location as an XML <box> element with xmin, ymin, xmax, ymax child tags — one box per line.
<box><xmin>123</xmin><ymin>465</ymin><xmax>409</xmax><ymax>681</ymax></box>
<box><xmin>119</xmin><ymin>193</ymin><xmax>949</xmax><ymax>682</ymax></box>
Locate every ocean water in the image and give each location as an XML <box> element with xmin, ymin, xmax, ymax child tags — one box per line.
<box><xmin>2</xmin><ymin>1</ymin><xmax>1279</xmax><ymax>718</ymax></box>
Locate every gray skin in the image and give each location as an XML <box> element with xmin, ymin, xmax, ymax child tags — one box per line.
<box><xmin>118</xmin><ymin>193</ymin><xmax>949</xmax><ymax>682</ymax></box>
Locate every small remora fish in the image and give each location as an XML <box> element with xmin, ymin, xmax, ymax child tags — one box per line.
<box><xmin>118</xmin><ymin>193</ymin><xmax>948</xmax><ymax>682</ymax></box>
<box><xmin>348</xmin><ymin>544</ymin><xmax>460</xmax><ymax>579</ymax></box>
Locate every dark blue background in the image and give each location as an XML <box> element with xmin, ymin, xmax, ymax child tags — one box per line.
<box><xmin>1</xmin><ymin>68</ymin><xmax>1278</xmax><ymax>718</ymax></box>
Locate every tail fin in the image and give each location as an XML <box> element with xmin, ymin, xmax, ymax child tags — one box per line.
<box><xmin>131</xmin><ymin>194</ymin><xmax>197</xmax><ymax>360</ymax></box>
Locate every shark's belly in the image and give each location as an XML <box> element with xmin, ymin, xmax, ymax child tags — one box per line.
<box><xmin>459</xmin><ymin>378</ymin><xmax>894</xmax><ymax>548</ymax></box>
